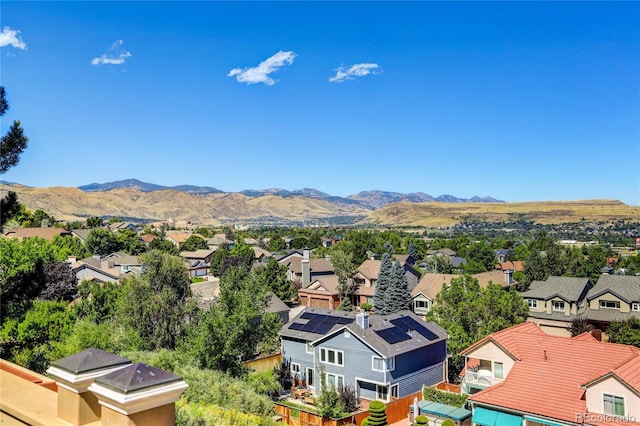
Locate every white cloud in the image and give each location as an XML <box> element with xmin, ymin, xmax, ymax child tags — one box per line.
<box><xmin>228</xmin><ymin>50</ymin><xmax>296</xmax><ymax>85</ymax></box>
<box><xmin>329</xmin><ymin>63</ymin><xmax>381</xmax><ymax>83</ymax></box>
<box><xmin>91</xmin><ymin>39</ymin><xmax>131</xmax><ymax>66</ymax></box>
<box><xmin>0</xmin><ymin>27</ymin><xmax>27</xmax><ymax>50</ymax></box>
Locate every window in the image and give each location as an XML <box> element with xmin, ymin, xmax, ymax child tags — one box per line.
<box><xmin>552</xmin><ymin>301</ymin><xmax>565</xmax><ymax>312</ymax></box>
<box><xmin>320</xmin><ymin>348</ymin><xmax>344</xmax><ymax>366</ymax></box>
<box><xmin>414</xmin><ymin>300</ymin><xmax>430</xmax><ymax>310</ymax></box>
<box><xmin>600</xmin><ymin>300</ymin><xmax>620</xmax><ymax>309</ymax></box>
<box><xmin>603</xmin><ymin>394</ymin><xmax>625</xmax><ymax>416</ymax></box>
<box><xmin>527</xmin><ymin>299</ymin><xmax>538</xmax><ymax>308</ymax></box>
<box><xmin>306</xmin><ymin>343</ymin><xmax>313</xmax><ymax>354</ymax></box>
<box><xmin>633</xmin><ymin>303</ymin><xmax>640</xmax><ymax>312</ymax></box>
<box><xmin>372</xmin><ymin>356</ymin><xmax>395</xmax><ymax>372</ymax></box>
<box><xmin>391</xmin><ymin>384</ymin><xmax>399</xmax><ymax>399</ymax></box>
<box><xmin>494</xmin><ymin>362</ymin><xmax>504</xmax><ymax>379</ymax></box>
<box><xmin>306</xmin><ymin>367</ymin><xmax>315</xmax><ymax>388</ymax></box>
<box><xmin>377</xmin><ymin>385</ymin><xmax>389</xmax><ymax>401</ymax></box>
<box><xmin>291</xmin><ymin>363</ymin><xmax>301</xmax><ymax>374</ymax></box>
<box><xmin>373</xmin><ymin>356</ymin><xmax>385</xmax><ymax>372</ymax></box>
<box><xmin>325</xmin><ymin>373</ymin><xmax>344</xmax><ymax>390</ymax></box>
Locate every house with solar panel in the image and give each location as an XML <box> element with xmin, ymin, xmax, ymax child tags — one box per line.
<box><xmin>278</xmin><ymin>308</ymin><xmax>448</xmax><ymax>402</ymax></box>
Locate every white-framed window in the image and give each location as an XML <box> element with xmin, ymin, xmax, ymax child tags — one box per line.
<box><xmin>320</xmin><ymin>348</ymin><xmax>344</xmax><ymax>366</ymax></box>
<box><xmin>391</xmin><ymin>384</ymin><xmax>399</xmax><ymax>399</ymax></box>
<box><xmin>603</xmin><ymin>393</ymin><xmax>625</xmax><ymax>416</ymax></box>
<box><xmin>552</xmin><ymin>301</ymin><xmax>565</xmax><ymax>312</ymax></box>
<box><xmin>377</xmin><ymin>384</ymin><xmax>389</xmax><ymax>401</ymax></box>
<box><xmin>414</xmin><ymin>300</ymin><xmax>430</xmax><ymax>310</ymax></box>
<box><xmin>494</xmin><ymin>362</ymin><xmax>504</xmax><ymax>379</ymax></box>
<box><xmin>527</xmin><ymin>299</ymin><xmax>538</xmax><ymax>308</ymax></box>
<box><xmin>633</xmin><ymin>303</ymin><xmax>640</xmax><ymax>312</ymax></box>
<box><xmin>325</xmin><ymin>373</ymin><xmax>344</xmax><ymax>390</ymax></box>
<box><xmin>291</xmin><ymin>363</ymin><xmax>301</xmax><ymax>374</ymax></box>
<box><xmin>372</xmin><ymin>356</ymin><xmax>395</xmax><ymax>372</ymax></box>
<box><xmin>306</xmin><ymin>343</ymin><xmax>313</xmax><ymax>354</ymax></box>
<box><xmin>600</xmin><ymin>300</ymin><xmax>621</xmax><ymax>309</ymax></box>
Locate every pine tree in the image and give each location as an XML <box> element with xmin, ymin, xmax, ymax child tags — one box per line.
<box><xmin>408</xmin><ymin>240</ymin><xmax>419</xmax><ymax>263</ymax></box>
<box><xmin>0</xmin><ymin>86</ymin><xmax>29</xmax><ymax>231</ymax></box>
<box><xmin>384</xmin><ymin>261</ymin><xmax>412</xmax><ymax>314</ymax></box>
<box><xmin>374</xmin><ymin>253</ymin><xmax>393</xmax><ymax>314</ymax></box>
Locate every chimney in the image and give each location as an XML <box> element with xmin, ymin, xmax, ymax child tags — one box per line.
<box><xmin>88</xmin><ymin>362</ymin><xmax>188</xmax><ymax>426</ymax></box>
<box><xmin>504</xmin><ymin>270</ymin><xmax>514</xmax><ymax>285</ymax></box>
<box><xmin>356</xmin><ymin>312</ymin><xmax>370</xmax><ymax>329</ymax></box>
<box><xmin>46</xmin><ymin>348</ymin><xmax>131</xmax><ymax>426</ymax></box>
<box><xmin>301</xmin><ymin>248</ymin><xmax>311</xmax><ymax>288</ymax></box>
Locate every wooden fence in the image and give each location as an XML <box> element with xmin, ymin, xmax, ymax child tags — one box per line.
<box><xmin>244</xmin><ymin>352</ymin><xmax>282</xmax><ymax>374</ymax></box>
<box><xmin>274</xmin><ymin>390</ymin><xmax>422</xmax><ymax>426</ymax></box>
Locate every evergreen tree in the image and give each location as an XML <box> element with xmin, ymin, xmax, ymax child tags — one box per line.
<box><xmin>408</xmin><ymin>240</ymin><xmax>419</xmax><ymax>262</ymax></box>
<box><xmin>384</xmin><ymin>261</ymin><xmax>412</xmax><ymax>314</ymax></box>
<box><xmin>374</xmin><ymin>253</ymin><xmax>393</xmax><ymax>314</ymax></box>
<box><xmin>0</xmin><ymin>86</ymin><xmax>29</xmax><ymax>231</ymax></box>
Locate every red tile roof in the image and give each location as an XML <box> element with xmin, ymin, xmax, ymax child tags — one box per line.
<box><xmin>465</xmin><ymin>323</ymin><xmax>640</xmax><ymax>423</ymax></box>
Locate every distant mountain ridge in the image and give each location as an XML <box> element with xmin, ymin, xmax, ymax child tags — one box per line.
<box><xmin>77</xmin><ymin>178</ymin><xmax>504</xmax><ymax>208</ymax></box>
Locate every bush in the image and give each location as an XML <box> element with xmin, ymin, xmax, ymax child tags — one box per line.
<box><xmin>422</xmin><ymin>386</ymin><xmax>468</xmax><ymax>408</ymax></box>
<box><xmin>415</xmin><ymin>415</ymin><xmax>429</xmax><ymax>426</ymax></box>
<box><xmin>442</xmin><ymin>420</ymin><xmax>456</xmax><ymax>426</ymax></box>
<box><xmin>366</xmin><ymin>400</ymin><xmax>387</xmax><ymax>426</ymax></box>
<box><xmin>360</xmin><ymin>303</ymin><xmax>373</xmax><ymax>312</ymax></box>
<box><xmin>339</xmin><ymin>385</ymin><xmax>359</xmax><ymax>413</ymax></box>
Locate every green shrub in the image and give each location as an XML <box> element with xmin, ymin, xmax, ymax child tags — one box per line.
<box><xmin>422</xmin><ymin>386</ymin><xmax>468</xmax><ymax>408</ymax></box>
<box><xmin>415</xmin><ymin>415</ymin><xmax>429</xmax><ymax>426</ymax></box>
<box><xmin>366</xmin><ymin>400</ymin><xmax>387</xmax><ymax>426</ymax></box>
<box><xmin>442</xmin><ymin>420</ymin><xmax>456</xmax><ymax>426</ymax></box>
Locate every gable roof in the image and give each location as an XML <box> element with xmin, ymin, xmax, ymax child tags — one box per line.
<box><xmin>165</xmin><ymin>231</ymin><xmax>191</xmax><ymax>244</ymax></box>
<box><xmin>266</xmin><ymin>292</ymin><xmax>290</xmax><ymax>314</ymax></box>
<box><xmin>411</xmin><ymin>273</ymin><xmax>460</xmax><ymax>300</ymax></box>
<box><xmin>4</xmin><ymin>227</ymin><xmax>72</xmax><ymax>241</ymax></box>
<box><xmin>465</xmin><ymin>322</ymin><xmax>640</xmax><ymax>423</ymax></box>
<box><xmin>279</xmin><ymin>308</ymin><xmax>447</xmax><ymax>358</ymax></box>
<box><xmin>495</xmin><ymin>261</ymin><xmax>524</xmax><ymax>272</ymax></box>
<box><xmin>302</xmin><ymin>275</ymin><xmax>340</xmax><ymax>296</ymax></box>
<box><xmin>179</xmin><ymin>249</ymin><xmax>214</xmax><ymax>260</ymax></box>
<box><xmin>521</xmin><ymin>276</ymin><xmax>593</xmax><ymax>302</ymax></box>
<box><xmin>356</xmin><ymin>259</ymin><xmax>381</xmax><ymax>280</ymax></box>
<box><xmin>284</xmin><ymin>257</ymin><xmax>334</xmax><ymax>275</ymax></box>
<box><xmin>589</xmin><ymin>274</ymin><xmax>640</xmax><ymax>303</ymax></box>
<box><xmin>252</xmin><ymin>246</ymin><xmax>273</xmax><ymax>259</ymax></box>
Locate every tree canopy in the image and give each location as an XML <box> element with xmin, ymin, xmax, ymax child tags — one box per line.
<box><xmin>426</xmin><ymin>275</ymin><xmax>528</xmax><ymax>382</ymax></box>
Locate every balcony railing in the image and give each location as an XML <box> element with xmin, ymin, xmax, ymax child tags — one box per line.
<box><xmin>462</xmin><ymin>368</ymin><xmax>495</xmax><ymax>393</ymax></box>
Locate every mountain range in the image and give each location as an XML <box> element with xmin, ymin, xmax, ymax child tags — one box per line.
<box><xmin>3</xmin><ymin>179</ymin><xmax>637</xmax><ymax>227</ymax></box>
<box><xmin>77</xmin><ymin>178</ymin><xmax>504</xmax><ymax>209</ymax></box>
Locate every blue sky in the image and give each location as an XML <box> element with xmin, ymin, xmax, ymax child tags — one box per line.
<box><xmin>1</xmin><ymin>1</ymin><xmax>639</xmax><ymax>205</ymax></box>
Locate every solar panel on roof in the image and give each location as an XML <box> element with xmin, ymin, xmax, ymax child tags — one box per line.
<box><xmin>289</xmin><ymin>322</ymin><xmax>306</xmax><ymax>331</ymax></box>
<box><xmin>391</xmin><ymin>317</ymin><xmax>438</xmax><ymax>341</ymax></box>
<box><xmin>375</xmin><ymin>328</ymin><xmax>410</xmax><ymax>344</ymax></box>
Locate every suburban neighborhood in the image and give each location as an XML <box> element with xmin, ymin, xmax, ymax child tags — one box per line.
<box><xmin>1</xmin><ymin>214</ymin><xmax>640</xmax><ymax>426</ymax></box>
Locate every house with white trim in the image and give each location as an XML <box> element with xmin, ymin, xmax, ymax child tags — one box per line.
<box><xmin>278</xmin><ymin>308</ymin><xmax>447</xmax><ymax>402</ymax></box>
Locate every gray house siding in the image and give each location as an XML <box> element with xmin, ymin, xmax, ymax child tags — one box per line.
<box><xmin>317</xmin><ymin>328</ymin><xmax>385</xmax><ymax>388</ymax></box>
<box><xmin>281</xmin><ymin>337</ymin><xmax>313</xmax><ymax>381</ymax></box>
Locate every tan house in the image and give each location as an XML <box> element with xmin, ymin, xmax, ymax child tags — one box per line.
<box><xmin>353</xmin><ymin>259</ymin><xmax>421</xmax><ymax>307</ymax></box>
<box><xmin>411</xmin><ymin>270</ymin><xmax>518</xmax><ymax>316</ymax></box>
<box><xmin>584</xmin><ymin>274</ymin><xmax>640</xmax><ymax>332</ymax></box>
<box><xmin>521</xmin><ymin>276</ymin><xmax>594</xmax><ymax>337</ymax></box>
<box><xmin>297</xmin><ymin>275</ymin><xmax>341</xmax><ymax>310</ymax></box>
